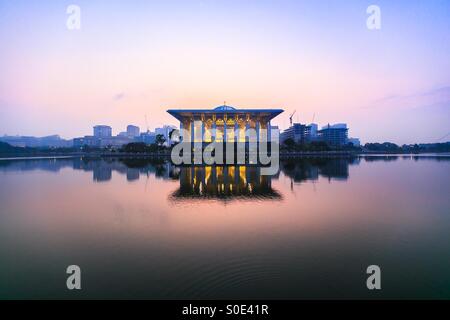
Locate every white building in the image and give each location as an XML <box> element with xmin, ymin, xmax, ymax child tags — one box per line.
<box><xmin>155</xmin><ymin>125</ymin><xmax>177</xmax><ymax>146</ymax></box>
<box><xmin>93</xmin><ymin>125</ymin><xmax>112</xmax><ymax>138</ymax></box>
<box><xmin>348</xmin><ymin>137</ymin><xmax>361</xmax><ymax>147</ymax></box>
<box><xmin>127</xmin><ymin>125</ymin><xmax>140</xmax><ymax>138</ymax></box>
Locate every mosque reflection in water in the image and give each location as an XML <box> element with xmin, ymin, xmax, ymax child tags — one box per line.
<box><xmin>173</xmin><ymin>165</ymin><xmax>280</xmax><ymax>200</ymax></box>
<box><xmin>0</xmin><ymin>156</ymin><xmax>366</xmax><ymax>201</ymax></box>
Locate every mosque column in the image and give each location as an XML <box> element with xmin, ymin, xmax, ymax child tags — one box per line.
<box><xmin>223</xmin><ymin>115</ymin><xmax>227</xmax><ymax>143</ymax></box>
<box><xmin>201</xmin><ymin>119</ymin><xmax>205</xmax><ymax>145</ymax></box>
<box><xmin>190</xmin><ymin>119</ymin><xmax>195</xmax><ymax>144</ymax></box>
<box><xmin>256</xmin><ymin>120</ymin><xmax>260</xmax><ymax>144</ymax></box>
<box><xmin>245</xmin><ymin>121</ymin><xmax>250</xmax><ymax>156</ymax></box>
<box><xmin>212</xmin><ymin>115</ymin><xmax>217</xmax><ymax>142</ymax></box>
<box><xmin>267</xmin><ymin>120</ymin><xmax>273</xmax><ymax>153</ymax></box>
<box><xmin>180</xmin><ymin>121</ymin><xmax>184</xmax><ymax>142</ymax></box>
<box><xmin>245</xmin><ymin>122</ymin><xmax>250</xmax><ymax>143</ymax></box>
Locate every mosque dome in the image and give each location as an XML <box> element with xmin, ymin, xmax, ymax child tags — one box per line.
<box><xmin>214</xmin><ymin>105</ymin><xmax>236</xmax><ymax>111</ymax></box>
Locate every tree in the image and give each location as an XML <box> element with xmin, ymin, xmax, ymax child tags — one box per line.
<box><xmin>283</xmin><ymin>138</ymin><xmax>296</xmax><ymax>151</ymax></box>
<box><xmin>155</xmin><ymin>134</ymin><xmax>166</xmax><ymax>147</ymax></box>
<box><xmin>169</xmin><ymin>129</ymin><xmax>180</xmax><ymax>144</ymax></box>
<box><xmin>364</xmin><ymin>142</ymin><xmax>401</xmax><ymax>153</ymax></box>
<box><xmin>122</xmin><ymin>142</ymin><xmax>148</xmax><ymax>153</ymax></box>
<box><xmin>308</xmin><ymin>141</ymin><xmax>330</xmax><ymax>151</ymax></box>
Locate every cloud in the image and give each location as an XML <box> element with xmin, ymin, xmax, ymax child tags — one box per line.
<box><xmin>113</xmin><ymin>93</ymin><xmax>125</xmax><ymax>101</ymax></box>
<box><xmin>365</xmin><ymin>86</ymin><xmax>450</xmax><ymax>110</ymax></box>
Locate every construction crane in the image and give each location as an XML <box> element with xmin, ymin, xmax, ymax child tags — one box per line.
<box><xmin>289</xmin><ymin>110</ymin><xmax>296</xmax><ymax>126</ymax></box>
<box><xmin>144</xmin><ymin>114</ymin><xmax>150</xmax><ymax>133</ymax></box>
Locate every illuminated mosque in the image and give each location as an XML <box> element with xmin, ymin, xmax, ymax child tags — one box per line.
<box><xmin>167</xmin><ymin>105</ymin><xmax>283</xmax><ymax>144</ymax></box>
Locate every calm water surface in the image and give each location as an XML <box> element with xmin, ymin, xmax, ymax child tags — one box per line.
<box><xmin>0</xmin><ymin>156</ymin><xmax>449</xmax><ymax>299</ymax></box>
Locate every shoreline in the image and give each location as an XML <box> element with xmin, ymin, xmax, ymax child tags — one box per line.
<box><xmin>1</xmin><ymin>151</ymin><xmax>449</xmax><ymax>161</ymax></box>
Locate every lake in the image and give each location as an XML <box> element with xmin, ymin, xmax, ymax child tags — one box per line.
<box><xmin>0</xmin><ymin>155</ymin><xmax>449</xmax><ymax>299</ymax></box>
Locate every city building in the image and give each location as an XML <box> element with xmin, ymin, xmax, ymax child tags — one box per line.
<box><xmin>306</xmin><ymin>123</ymin><xmax>318</xmax><ymax>139</ymax></box>
<box><xmin>167</xmin><ymin>104</ymin><xmax>284</xmax><ymax>144</ymax></box>
<box><xmin>348</xmin><ymin>137</ymin><xmax>361</xmax><ymax>147</ymax></box>
<box><xmin>98</xmin><ymin>136</ymin><xmax>132</xmax><ymax>148</ymax></box>
<box><xmin>127</xmin><ymin>125</ymin><xmax>140</xmax><ymax>138</ymax></box>
<box><xmin>155</xmin><ymin>125</ymin><xmax>177</xmax><ymax>146</ymax></box>
<box><xmin>318</xmin><ymin>123</ymin><xmax>348</xmax><ymax>146</ymax></box>
<box><xmin>75</xmin><ymin>125</ymin><xmax>131</xmax><ymax>148</ymax></box>
<box><xmin>280</xmin><ymin>123</ymin><xmax>318</xmax><ymax>144</ymax></box>
<box><xmin>139</xmin><ymin>131</ymin><xmax>156</xmax><ymax>144</ymax></box>
<box><xmin>281</xmin><ymin>123</ymin><xmax>304</xmax><ymax>143</ymax></box>
<box><xmin>93</xmin><ymin>125</ymin><xmax>112</xmax><ymax>138</ymax></box>
<box><xmin>73</xmin><ymin>136</ymin><xmax>98</xmax><ymax>148</ymax></box>
<box><xmin>280</xmin><ymin>122</ymin><xmax>355</xmax><ymax>146</ymax></box>
<box><xmin>271</xmin><ymin>125</ymin><xmax>279</xmax><ymax>132</ymax></box>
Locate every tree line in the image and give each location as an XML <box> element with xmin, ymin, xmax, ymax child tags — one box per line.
<box><xmin>281</xmin><ymin>139</ymin><xmax>450</xmax><ymax>153</ymax></box>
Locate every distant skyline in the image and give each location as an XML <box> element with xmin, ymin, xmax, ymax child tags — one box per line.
<box><xmin>1</xmin><ymin>0</ymin><xmax>449</xmax><ymax>144</ymax></box>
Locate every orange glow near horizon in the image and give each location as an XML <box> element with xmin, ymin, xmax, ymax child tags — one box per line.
<box><xmin>0</xmin><ymin>1</ymin><xmax>449</xmax><ymax>144</ymax></box>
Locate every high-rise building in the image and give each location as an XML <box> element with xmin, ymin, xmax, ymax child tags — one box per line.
<box><xmin>155</xmin><ymin>125</ymin><xmax>178</xmax><ymax>146</ymax></box>
<box><xmin>280</xmin><ymin>123</ymin><xmax>306</xmax><ymax>143</ymax></box>
<box><xmin>93</xmin><ymin>125</ymin><xmax>112</xmax><ymax>138</ymax></box>
<box><xmin>318</xmin><ymin>124</ymin><xmax>348</xmax><ymax>146</ymax></box>
<box><xmin>126</xmin><ymin>125</ymin><xmax>140</xmax><ymax>138</ymax></box>
<box><xmin>280</xmin><ymin>123</ymin><xmax>318</xmax><ymax>143</ymax></box>
<box><xmin>139</xmin><ymin>132</ymin><xmax>156</xmax><ymax>144</ymax></box>
<box><xmin>307</xmin><ymin>123</ymin><xmax>318</xmax><ymax>138</ymax></box>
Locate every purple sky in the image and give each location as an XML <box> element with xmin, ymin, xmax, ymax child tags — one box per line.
<box><xmin>0</xmin><ymin>0</ymin><xmax>449</xmax><ymax>144</ymax></box>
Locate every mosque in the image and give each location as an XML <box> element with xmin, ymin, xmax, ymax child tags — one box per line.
<box><xmin>167</xmin><ymin>104</ymin><xmax>284</xmax><ymax>144</ymax></box>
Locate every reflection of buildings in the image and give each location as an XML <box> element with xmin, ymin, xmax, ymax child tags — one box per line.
<box><xmin>0</xmin><ymin>157</ymin><xmax>379</xmax><ymax>193</ymax></box>
<box><xmin>126</xmin><ymin>168</ymin><xmax>140</xmax><ymax>181</ymax></box>
<box><xmin>93</xmin><ymin>165</ymin><xmax>112</xmax><ymax>182</ymax></box>
<box><xmin>72</xmin><ymin>157</ymin><xmax>178</xmax><ymax>182</ymax></box>
<box><xmin>280</xmin><ymin>157</ymin><xmax>360</xmax><ymax>183</ymax></box>
<box><xmin>0</xmin><ymin>158</ymin><xmax>74</xmax><ymax>172</ymax></box>
<box><xmin>363</xmin><ymin>155</ymin><xmax>398</xmax><ymax>162</ymax></box>
<box><xmin>171</xmin><ymin>165</ymin><xmax>281</xmax><ymax>201</ymax></box>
